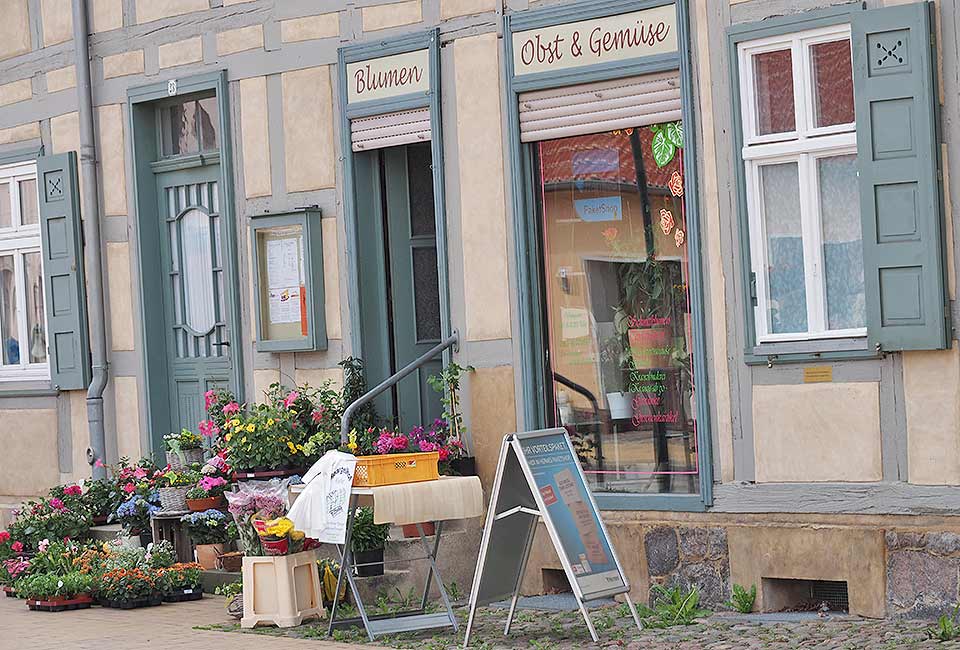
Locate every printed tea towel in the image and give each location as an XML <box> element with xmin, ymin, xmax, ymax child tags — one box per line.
<box><xmin>288</xmin><ymin>450</ymin><xmax>357</xmax><ymax>544</ymax></box>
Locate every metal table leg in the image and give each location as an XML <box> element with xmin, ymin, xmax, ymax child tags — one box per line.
<box><xmin>419</xmin><ymin>520</ymin><xmax>442</xmax><ymax>611</ymax></box>
<box><xmin>328</xmin><ymin>495</ymin><xmax>376</xmax><ymax>642</ymax></box>
<box><xmin>415</xmin><ymin>521</ymin><xmax>458</xmax><ymax>632</ymax></box>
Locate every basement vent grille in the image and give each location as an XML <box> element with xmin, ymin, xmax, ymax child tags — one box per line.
<box><xmin>811</xmin><ymin>580</ymin><xmax>849</xmax><ymax>613</ymax></box>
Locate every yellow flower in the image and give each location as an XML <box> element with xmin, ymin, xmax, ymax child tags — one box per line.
<box><xmin>347</xmin><ymin>430</ymin><xmax>358</xmax><ymax>453</ymax></box>
<box><xmin>267</xmin><ymin>418</ymin><xmax>274</xmax><ymax>427</ymax></box>
<box><xmin>246</xmin><ymin>423</ymin><xmax>255</xmax><ymax>433</ymax></box>
<box><xmin>261</xmin><ymin>517</ymin><xmax>294</xmax><ymax>538</ymax></box>
<box><xmin>287</xmin><ymin>441</ymin><xmax>297</xmax><ymax>453</ymax></box>
<box><xmin>240</xmin><ymin>436</ymin><xmax>247</xmax><ymax>444</ymax></box>
<box><xmin>231</xmin><ymin>419</ymin><xmax>240</xmax><ymax>428</ymax></box>
<box><xmin>225</xmin><ymin>432</ymin><xmax>232</xmax><ymax>442</ymax></box>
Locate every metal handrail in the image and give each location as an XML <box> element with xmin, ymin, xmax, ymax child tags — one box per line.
<box><xmin>340</xmin><ymin>331</ymin><xmax>460</xmax><ymax>443</ymax></box>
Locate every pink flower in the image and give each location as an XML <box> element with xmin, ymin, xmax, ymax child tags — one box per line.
<box><xmin>198</xmin><ymin>419</ymin><xmax>220</xmax><ymax>438</ymax></box>
<box><xmin>419</xmin><ymin>440</ymin><xmax>438</xmax><ymax>453</ymax></box>
<box><xmin>283</xmin><ymin>391</ymin><xmax>299</xmax><ymax>409</ymax></box>
<box><xmin>94</xmin><ymin>459</ymin><xmax>105</xmax><ymax>468</ymax></box>
<box><xmin>391</xmin><ymin>436</ymin><xmax>408</xmax><ymax>452</ymax></box>
<box><xmin>11</xmin><ymin>541</ymin><xmax>22</xmax><ymax>553</ymax></box>
<box><xmin>133</xmin><ymin>467</ymin><xmax>147</xmax><ymax>480</ymax></box>
<box><xmin>49</xmin><ymin>498</ymin><xmax>65</xmax><ymax>511</ymax></box>
<box><xmin>37</xmin><ymin>539</ymin><xmax>49</xmax><ymax>553</ymax></box>
<box><xmin>0</xmin><ymin>531</ymin><xmax>9</xmax><ymax>543</ymax></box>
<box><xmin>199</xmin><ymin>476</ymin><xmax>227</xmax><ymax>493</ymax></box>
<box><xmin>222</xmin><ymin>402</ymin><xmax>240</xmax><ymax>416</ymax></box>
<box><xmin>122</xmin><ymin>482</ymin><xmax>136</xmax><ymax>494</ymax></box>
<box><xmin>438</xmin><ymin>447</ymin><xmax>450</xmax><ymax>462</ymax></box>
<box><xmin>63</xmin><ymin>485</ymin><xmax>82</xmax><ymax>496</ymax></box>
<box><xmin>204</xmin><ymin>389</ymin><xmax>216</xmax><ymax>410</ymax></box>
<box><xmin>311</xmin><ymin>408</ymin><xmax>324</xmax><ymax>424</ymax></box>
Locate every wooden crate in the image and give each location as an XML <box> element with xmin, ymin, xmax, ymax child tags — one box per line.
<box><xmin>353</xmin><ymin>452</ymin><xmax>440</xmax><ymax>487</ymax></box>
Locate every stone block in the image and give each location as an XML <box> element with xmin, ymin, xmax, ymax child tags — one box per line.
<box><xmin>887</xmin><ymin>550</ymin><xmax>960</xmax><ymax>618</ymax></box>
<box><xmin>136</xmin><ymin>0</ymin><xmax>208</xmax><ymax>24</ymax></box>
<box><xmin>97</xmin><ymin>104</ymin><xmax>127</xmax><ymax>216</ymax></box>
<box><xmin>46</xmin><ymin>66</ymin><xmax>76</xmax><ymax>93</ymax></box>
<box><xmin>216</xmin><ymin>24</ymin><xmax>263</xmax><ymax>56</ymax></box>
<box><xmin>92</xmin><ymin>0</ymin><xmax>123</xmax><ymax>32</ymax></box>
<box><xmin>362</xmin><ymin>0</ymin><xmax>422</xmax><ymax>31</ymax></box>
<box><xmin>925</xmin><ymin>532</ymin><xmax>960</xmax><ymax>557</ymax></box>
<box><xmin>0</xmin><ymin>123</ymin><xmax>39</xmax><ymax>145</ymax></box>
<box><xmin>467</xmin><ymin>366</ymin><xmax>516</xmax><ymax>491</ymax></box>
<box><xmin>679</xmin><ymin>527</ymin><xmax>708</xmax><ymax>560</ymax></box>
<box><xmin>239</xmin><ymin>76</ymin><xmax>271</xmax><ymax>198</ymax></box>
<box><xmin>441</xmin><ymin>0</ymin><xmax>496</xmax><ymax>19</ymax></box>
<box><xmin>0</xmin><ymin>79</ymin><xmax>31</xmax><ymax>107</ymax></box>
<box><xmin>905</xmin><ymin>346</ymin><xmax>960</xmax><ymax>485</ymax></box>
<box><xmin>102</xmin><ymin>50</ymin><xmax>144</xmax><ymax>79</ymax></box>
<box><xmin>159</xmin><ymin>36</ymin><xmax>203</xmax><ymax>69</ymax></box>
<box><xmin>41</xmin><ymin>0</ymin><xmax>73</xmax><ymax>46</ymax></box>
<box><xmin>282</xmin><ymin>66</ymin><xmax>336</xmax><ymax>192</ymax></box>
<box><xmin>666</xmin><ymin>560</ymin><xmax>730</xmax><ymax>608</ymax></box>
<box><xmin>0</xmin><ymin>0</ymin><xmax>31</xmax><ymax>61</ymax></box>
<box><xmin>281</xmin><ymin>13</ymin><xmax>339</xmax><ymax>43</ymax></box>
<box><xmin>645</xmin><ymin>526</ymin><xmax>679</xmax><ymax>577</ymax></box>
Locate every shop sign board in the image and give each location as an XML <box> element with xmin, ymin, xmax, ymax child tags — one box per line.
<box><xmin>346</xmin><ymin>49</ymin><xmax>430</xmax><ymax>104</ymax></box>
<box><xmin>512</xmin><ymin>4</ymin><xmax>678</xmax><ymax>77</ymax></box>
<box><xmin>463</xmin><ymin>429</ymin><xmax>642</xmax><ymax>647</ymax></box>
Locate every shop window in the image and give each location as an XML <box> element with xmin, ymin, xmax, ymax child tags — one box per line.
<box><xmin>537</xmin><ymin>125</ymin><xmax>699</xmax><ymax>496</ymax></box>
<box><xmin>738</xmin><ymin>25</ymin><xmax>864</xmax><ymax>343</ymax></box>
<box><xmin>159</xmin><ymin>95</ymin><xmax>219</xmax><ymax>157</ymax></box>
<box><xmin>0</xmin><ymin>162</ymin><xmax>47</xmax><ymax>381</ymax></box>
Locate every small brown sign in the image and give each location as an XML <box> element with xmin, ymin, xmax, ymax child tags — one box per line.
<box><xmin>803</xmin><ymin>366</ymin><xmax>833</xmax><ymax>383</ymax></box>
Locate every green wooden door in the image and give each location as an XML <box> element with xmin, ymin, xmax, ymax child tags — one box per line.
<box><xmin>156</xmin><ymin>164</ymin><xmax>234</xmax><ymax>435</ymax></box>
<box><xmin>356</xmin><ymin>142</ymin><xmax>443</xmax><ymax>431</ymax></box>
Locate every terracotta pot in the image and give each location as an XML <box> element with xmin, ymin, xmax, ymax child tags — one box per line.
<box><xmin>186</xmin><ymin>495</ymin><xmax>226</xmax><ymax>512</ymax></box>
<box><xmin>262</xmin><ymin>538</ymin><xmax>289</xmax><ymax>556</ymax></box>
<box><xmin>402</xmin><ymin>522</ymin><xmax>436</xmax><ymax>538</ymax></box>
<box><xmin>195</xmin><ymin>543</ymin><xmax>225</xmax><ymax>569</ymax></box>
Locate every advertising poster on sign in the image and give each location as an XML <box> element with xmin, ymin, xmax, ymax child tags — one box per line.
<box><xmin>516</xmin><ymin>432</ymin><xmax>625</xmax><ymax>599</ymax></box>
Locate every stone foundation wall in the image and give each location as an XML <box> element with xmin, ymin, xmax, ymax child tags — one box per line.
<box><xmin>887</xmin><ymin>530</ymin><xmax>960</xmax><ymax>618</ymax></box>
<box><xmin>643</xmin><ymin>526</ymin><xmax>730</xmax><ymax>607</ymax></box>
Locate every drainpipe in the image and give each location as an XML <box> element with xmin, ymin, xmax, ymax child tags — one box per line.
<box><xmin>72</xmin><ymin>0</ymin><xmax>109</xmax><ymax>480</ymax></box>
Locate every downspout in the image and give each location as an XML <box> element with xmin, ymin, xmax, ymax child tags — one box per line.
<box><xmin>72</xmin><ymin>0</ymin><xmax>109</xmax><ymax>480</ymax></box>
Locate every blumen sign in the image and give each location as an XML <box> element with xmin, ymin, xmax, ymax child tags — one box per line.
<box><xmin>346</xmin><ymin>49</ymin><xmax>430</xmax><ymax>104</ymax></box>
<box><xmin>512</xmin><ymin>4</ymin><xmax>678</xmax><ymax>76</ymax></box>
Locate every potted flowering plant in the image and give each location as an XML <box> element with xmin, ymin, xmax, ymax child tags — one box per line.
<box><xmin>186</xmin><ymin>476</ymin><xmax>229</xmax><ymax>511</ymax></box>
<box><xmin>115</xmin><ymin>494</ymin><xmax>161</xmax><ymax>543</ymax></box>
<box><xmin>426</xmin><ymin>362</ymin><xmax>476</xmax><ymax>476</ymax></box>
<box><xmin>225</xmin><ymin>490</ymin><xmax>286</xmax><ymax>556</ymax></box>
<box><xmin>180</xmin><ymin>509</ymin><xmax>230</xmax><ymax>569</ymax></box>
<box><xmin>254</xmin><ymin>517</ymin><xmax>306</xmax><ymax>556</ymax></box>
<box><xmin>98</xmin><ymin>567</ymin><xmax>162</xmax><ymax>609</ymax></box>
<box><xmin>223</xmin><ymin>401</ymin><xmax>310</xmax><ymax>478</ymax></box>
<box><xmin>1</xmin><ymin>557</ymin><xmax>29</xmax><ymax>596</ymax></box>
<box><xmin>351</xmin><ymin>507</ymin><xmax>389</xmax><ymax>577</ymax></box>
<box><xmin>155</xmin><ymin>467</ymin><xmax>201</xmax><ymax>512</ymax></box>
<box><xmin>6</xmin><ymin>494</ymin><xmax>92</xmax><ymax>552</ymax></box>
<box><xmin>201</xmin><ymin>387</ymin><xmax>241</xmax><ymax>447</ymax></box>
<box><xmin>164</xmin><ymin>429</ymin><xmax>205</xmax><ymax>469</ymax></box>
<box><xmin>17</xmin><ymin>571</ymin><xmax>94</xmax><ymax>611</ymax></box>
<box><xmin>157</xmin><ymin>562</ymin><xmax>204</xmax><ymax>602</ymax></box>
<box><xmin>80</xmin><ymin>478</ymin><xmax>120</xmax><ymax>525</ymax></box>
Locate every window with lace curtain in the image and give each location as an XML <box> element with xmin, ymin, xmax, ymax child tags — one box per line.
<box><xmin>737</xmin><ymin>24</ymin><xmax>866</xmax><ymax>343</ymax></box>
<box><xmin>0</xmin><ymin>161</ymin><xmax>47</xmax><ymax>380</ymax></box>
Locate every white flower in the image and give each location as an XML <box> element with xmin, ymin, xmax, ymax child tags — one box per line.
<box><xmin>57</xmin><ymin>580</ymin><xmax>63</xmax><ymax>589</ymax></box>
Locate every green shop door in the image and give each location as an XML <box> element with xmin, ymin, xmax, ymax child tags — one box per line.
<box><xmin>156</xmin><ymin>163</ymin><xmax>234</xmax><ymax>434</ymax></box>
<box><xmin>356</xmin><ymin>141</ymin><xmax>443</xmax><ymax>431</ymax></box>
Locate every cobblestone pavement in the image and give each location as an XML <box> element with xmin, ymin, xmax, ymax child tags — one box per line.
<box><xmin>0</xmin><ymin>590</ymin><xmax>386</xmax><ymax>650</ymax></box>
<box><xmin>211</xmin><ymin>601</ymin><xmax>960</xmax><ymax>650</ymax></box>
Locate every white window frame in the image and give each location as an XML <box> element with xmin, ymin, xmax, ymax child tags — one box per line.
<box><xmin>0</xmin><ymin>161</ymin><xmax>48</xmax><ymax>381</ymax></box>
<box><xmin>738</xmin><ymin>24</ymin><xmax>866</xmax><ymax>344</ymax></box>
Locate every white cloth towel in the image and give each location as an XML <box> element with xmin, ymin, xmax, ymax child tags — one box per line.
<box><xmin>288</xmin><ymin>450</ymin><xmax>357</xmax><ymax>544</ymax></box>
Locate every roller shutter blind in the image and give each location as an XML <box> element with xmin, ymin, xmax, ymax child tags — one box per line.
<box><xmin>852</xmin><ymin>1</ymin><xmax>949</xmax><ymax>351</ymax></box>
<box><xmin>351</xmin><ymin>107</ymin><xmax>431</xmax><ymax>152</ymax></box>
<box><xmin>518</xmin><ymin>70</ymin><xmax>681</xmax><ymax>143</ymax></box>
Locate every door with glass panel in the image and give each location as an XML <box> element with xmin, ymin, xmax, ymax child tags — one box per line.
<box><xmin>156</xmin><ymin>164</ymin><xmax>232</xmax><ymax>434</ymax></box>
<box><xmin>356</xmin><ymin>141</ymin><xmax>443</xmax><ymax>432</ymax></box>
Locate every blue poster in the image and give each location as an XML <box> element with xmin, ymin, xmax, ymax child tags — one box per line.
<box><xmin>574</xmin><ymin>196</ymin><xmax>622</xmax><ymax>222</ymax></box>
<box><xmin>517</xmin><ymin>431</ymin><xmax>626</xmax><ymax>599</ymax></box>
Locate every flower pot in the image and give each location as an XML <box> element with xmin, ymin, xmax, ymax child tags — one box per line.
<box><xmin>166</xmin><ymin>448</ymin><xmax>205</xmax><ymax>471</ymax></box>
<box><xmin>158</xmin><ymin>485</ymin><xmax>189</xmax><ymax>512</ymax></box>
<box><xmin>195</xmin><ymin>543</ymin><xmax>225</xmax><ymax>570</ymax></box>
<box><xmin>92</xmin><ymin>514</ymin><xmax>109</xmax><ymax>526</ymax></box>
<box><xmin>26</xmin><ymin>594</ymin><xmax>93</xmax><ymax>612</ymax></box>
<box><xmin>241</xmin><ymin>550</ymin><xmax>323</xmax><ymax>629</ymax></box>
<box><xmin>218</xmin><ymin>551</ymin><xmax>243</xmax><ymax>573</ymax></box>
<box><xmin>100</xmin><ymin>594</ymin><xmax>163</xmax><ymax>609</ymax></box>
<box><xmin>162</xmin><ymin>586</ymin><xmax>203</xmax><ymax>603</ymax></box>
<box><xmin>262</xmin><ymin>537</ymin><xmax>290</xmax><ymax>556</ymax></box>
<box><xmin>606</xmin><ymin>392</ymin><xmax>636</xmax><ymax>420</ymax></box>
<box><xmin>3</xmin><ymin>586</ymin><xmax>18</xmax><ymax>598</ymax></box>
<box><xmin>354</xmin><ymin>549</ymin><xmax>384</xmax><ymax>577</ymax></box>
<box><xmin>402</xmin><ymin>522</ymin><xmax>436</xmax><ymax>538</ymax></box>
<box><xmin>186</xmin><ymin>495</ymin><xmax>226</xmax><ymax>512</ymax></box>
<box><xmin>138</xmin><ymin>530</ymin><xmax>153</xmax><ymax>547</ymax></box>
<box><xmin>449</xmin><ymin>456</ymin><xmax>477</xmax><ymax>477</ymax></box>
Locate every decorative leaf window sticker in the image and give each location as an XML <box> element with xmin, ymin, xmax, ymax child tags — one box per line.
<box><xmin>179</xmin><ymin>208</ymin><xmax>217</xmax><ymax>334</ymax></box>
<box><xmin>650</xmin><ymin>121</ymin><xmax>684</xmax><ymax>168</ymax></box>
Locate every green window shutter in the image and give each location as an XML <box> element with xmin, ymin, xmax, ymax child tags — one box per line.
<box><xmin>38</xmin><ymin>152</ymin><xmax>91</xmax><ymax>390</ymax></box>
<box><xmin>853</xmin><ymin>2</ymin><xmax>949</xmax><ymax>351</ymax></box>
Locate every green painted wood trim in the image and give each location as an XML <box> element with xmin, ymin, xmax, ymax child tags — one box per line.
<box><xmin>249</xmin><ymin>209</ymin><xmax>328</xmax><ymax>353</ymax></box>
<box><xmin>127</xmin><ymin>69</ymin><xmax>245</xmax><ymax>457</ymax></box>
<box><xmin>149</xmin><ymin>151</ymin><xmax>221</xmax><ymax>174</ymax></box>
<box><xmin>0</xmin><ymin>388</ymin><xmax>59</xmax><ymax>398</ymax></box>
<box><xmin>597</xmin><ymin>493</ymin><xmax>706</xmax><ymax>512</ymax></box>
<box><xmin>338</xmin><ymin>30</ymin><xmax>452</xmax><ymax>368</ymax></box>
<box><xmin>504</xmin><ymin>0</ymin><xmax>714</xmax><ymax>508</ymax></box>
<box><xmin>0</xmin><ymin>146</ymin><xmax>42</xmax><ymax>166</ymax></box>
<box><xmin>727</xmin><ymin>5</ymin><xmax>865</xmax><ymax>363</ymax></box>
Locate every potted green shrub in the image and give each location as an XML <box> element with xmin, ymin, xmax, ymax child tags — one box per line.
<box><xmin>82</xmin><ymin>478</ymin><xmax>120</xmax><ymax>525</ymax></box>
<box><xmin>351</xmin><ymin>507</ymin><xmax>389</xmax><ymax>577</ymax></box>
<box><xmin>164</xmin><ymin>429</ymin><xmax>205</xmax><ymax>469</ymax></box>
<box><xmin>18</xmin><ymin>571</ymin><xmax>94</xmax><ymax>612</ymax></box>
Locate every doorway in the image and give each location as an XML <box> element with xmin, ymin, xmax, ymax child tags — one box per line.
<box><xmin>355</xmin><ymin>141</ymin><xmax>443</xmax><ymax>431</ymax></box>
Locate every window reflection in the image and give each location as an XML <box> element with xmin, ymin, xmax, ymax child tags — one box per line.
<box><xmin>537</xmin><ymin>124</ymin><xmax>698</xmax><ymax>495</ymax></box>
<box><xmin>160</xmin><ymin>96</ymin><xmax>220</xmax><ymax>157</ymax></box>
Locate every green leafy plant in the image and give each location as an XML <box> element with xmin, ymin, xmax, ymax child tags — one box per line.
<box><xmin>180</xmin><ymin>510</ymin><xmax>230</xmax><ymax>545</ymax></box>
<box><xmin>157</xmin><ymin>562</ymin><xmax>203</xmax><ymax>593</ymax></box>
<box><xmin>215</xmin><ymin>580</ymin><xmax>243</xmax><ymax>600</ymax></box>
<box><xmin>426</xmin><ymin>362</ymin><xmax>474</xmax><ymax>452</ymax></box>
<box><xmin>339</xmin><ymin>357</ymin><xmax>380</xmax><ymax>446</ymax></box>
<box><xmin>156</xmin><ymin>468</ymin><xmax>201</xmax><ymax>488</ymax></box>
<box><xmin>928</xmin><ymin>603</ymin><xmax>960</xmax><ymax>641</ymax></box>
<box><xmin>351</xmin><ymin>507</ymin><xmax>390</xmax><ymax>553</ymax></box>
<box><xmin>145</xmin><ymin>540</ymin><xmax>177</xmax><ymax>569</ymax></box>
<box><xmin>15</xmin><ymin>571</ymin><xmax>93</xmax><ymax>601</ymax></box>
<box><xmin>81</xmin><ymin>478</ymin><xmax>121</xmax><ymax>520</ymax></box>
<box><xmin>164</xmin><ymin>428</ymin><xmax>203</xmax><ymax>452</ymax></box>
<box><xmin>637</xmin><ymin>584</ymin><xmax>711</xmax><ymax>628</ymax></box>
<box><xmin>726</xmin><ymin>583</ymin><xmax>756</xmax><ymax>614</ymax></box>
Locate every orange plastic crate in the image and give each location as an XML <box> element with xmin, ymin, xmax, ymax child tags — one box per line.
<box><xmin>353</xmin><ymin>452</ymin><xmax>440</xmax><ymax>487</ymax></box>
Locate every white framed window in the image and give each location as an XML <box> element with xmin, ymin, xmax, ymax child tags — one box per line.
<box><xmin>0</xmin><ymin>161</ymin><xmax>48</xmax><ymax>381</ymax></box>
<box><xmin>738</xmin><ymin>24</ymin><xmax>865</xmax><ymax>343</ymax></box>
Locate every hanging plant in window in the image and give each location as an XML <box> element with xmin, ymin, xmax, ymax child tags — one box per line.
<box><xmin>650</xmin><ymin>121</ymin><xmax>684</xmax><ymax>168</ymax></box>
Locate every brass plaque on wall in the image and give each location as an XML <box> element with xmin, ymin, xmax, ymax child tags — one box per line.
<box><xmin>803</xmin><ymin>366</ymin><xmax>833</xmax><ymax>383</ymax></box>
